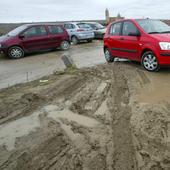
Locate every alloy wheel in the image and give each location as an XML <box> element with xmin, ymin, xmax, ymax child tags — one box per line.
<box><xmin>9</xmin><ymin>47</ymin><xmax>24</xmax><ymax>59</ymax></box>
<box><xmin>142</xmin><ymin>53</ymin><xmax>158</xmax><ymax>71</ymax></box>
<box><xmin>61</xmin><ymin>41</ymin><xmax>70</xmax><ymax>50</ymax></box>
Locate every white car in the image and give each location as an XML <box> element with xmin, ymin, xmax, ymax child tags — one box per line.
<box><xmin>64</xmin><ymin>22</ymin><xmax>95</xmax><ymax>45</ymax></box>
<box><xmin>83</xmin><ymin>22</ymin><xmax>106</xmax><ymax>39</ymax></box>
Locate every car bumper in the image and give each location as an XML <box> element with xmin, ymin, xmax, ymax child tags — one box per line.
<box><xmin>77</xmin><ymin>33</ymin><xmax>94</xmax><ymax>40</ymax></box>
<box><xmin>158</xmin><ymin>52</ymin><xmax>170</xmax><ymax>65</ymax></box>
<box><xmin>94</xmin><ymin>33</ymin><xmax>104</xmax><ymax>39</ymax></box>
<box><xmin>0</xmin><ymin>47</ymin><xmax>6</xmax><ymax>54</ymax></box>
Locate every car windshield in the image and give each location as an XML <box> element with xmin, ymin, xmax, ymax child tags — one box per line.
<box><xmin>77</xmin><ymin>23</ymin><xmax>91</xmax><ymax>29</ymax></box>
<box><xmin>136</xmin><ymin>19</ymin><xmax>170</xmax><ymax>34</ymax></box>
<box><xmin>7</xmin><ymin>25</ymin><xmax>28</xmax><ymax>36</ymax></box>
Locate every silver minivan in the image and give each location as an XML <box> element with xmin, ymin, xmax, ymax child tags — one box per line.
<box><xmin>64</xmin><ymin>22</ymin><xmax>95</xmax><ymax>45</ymax></box>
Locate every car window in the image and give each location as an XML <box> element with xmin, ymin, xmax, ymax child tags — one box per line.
<box><xmin>122</xmin><ymin>21</ymin><xmax>138</xmax><ymax>36</ymax></box>
<box><xmin>88</xmin><ymin>24</ymin><xmax>97</xmax><ymax>29</ymax></box>
<box><xmin>77</xmin><ymin>23</ymin><xmax>91</xmax><ymax>29</ymax></box>
<box><xmin>136</xmin><ymin>19</ymin><xmax>170</xmax><ymax>34</ymax></box>
<box><xmin>64</xmin><ymin>24</ymin><xmax>75</xmax><ymax>29</ymax></box>
<box><xmin>110</xmin><ymin>22</ymin><xmax>122</xmax><ymax>35</ymax></box>
<box><xmin>48</xmin><ymin>25</ymin><xmax>64</xmax><ymax>34</ymax></box>
<box><xmin>7</xmin><ymin>25</ymin><xmax>28</xmax><ymax>36</ymax></box>
<box><xmin>23</xmin><ymin>26</ymin><xmax>47</xmax><ymax>38</ymax></box>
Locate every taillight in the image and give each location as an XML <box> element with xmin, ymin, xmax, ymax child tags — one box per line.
<box><xmin>77</xmin><ymin>29</ymin><xmax>84</xmax><ymax>32</ymax></box>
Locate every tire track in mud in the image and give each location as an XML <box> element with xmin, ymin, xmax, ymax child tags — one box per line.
<box><xmin>0</xmin><ymin>64</ymin><xmax>140</xmax><ymax>170</ymax></box>
<box><xmin>108</xmin><ymin>64</ymin><xmax>138</xmax><ymax>170</ymax></box>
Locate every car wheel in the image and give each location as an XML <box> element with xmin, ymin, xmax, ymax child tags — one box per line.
<box><xmin>60</xmin><ymin>40</ymin><xmax>70</xmax><ymax>50</ymax></box>
<box><xmin>142</xmin><ymin>51</ymin><xmax>160</xmax><ymax>72</ymax></box>
<box><xmin>104</xmin><ymin>48</ymin><xmax>114</xmax><ymax>63</ymax></box>
<box><xmin>71</xmin><ymin>36</ymin><xmax>79</xmax><ymax>45</ymax></box>
<box><xmin>8</xmin><ymin>46</ymin><xmax>24</xmax><ymax>59</ymax></box>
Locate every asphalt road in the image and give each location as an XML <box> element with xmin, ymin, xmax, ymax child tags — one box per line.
<box><xmin>0</xmin><ymin>40</ymin><xmax>105</xmax><ymax>89</ymax></box>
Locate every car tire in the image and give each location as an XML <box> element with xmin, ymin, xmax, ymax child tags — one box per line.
<box><xmin>8</xmin><ymin>46</ymin><xmax>25</xmax><ymax>59</ymax></box>
<box><xmin>104</xmin><ymin>48</ymin><xmax>114</xmax><ymax>63</ymax></box>
<box><xmin>71</xmin><ymin>36</ymin><xmax>79</xmax><ymax>45</ymax></box>
<box><xmin>141</xmin><ymin>51</ymin><xmax>160</xmax><ymax>72</ymax></box>
<box><xmin>60</xmin><ymin>40</ymin><xmax>70</xmax><ymax>50</ymax></box>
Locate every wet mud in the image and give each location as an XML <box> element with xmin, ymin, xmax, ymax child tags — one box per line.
<box><xmin>0</xmin><ymin>63</ymin><xmax>170</xmax><ymax>170</ymax></box>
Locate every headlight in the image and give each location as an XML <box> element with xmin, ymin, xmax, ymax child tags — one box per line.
<box><xmin>159</xmin><ymin>42</ymin><xmax>170</xmax><ymax>50</ymax></box>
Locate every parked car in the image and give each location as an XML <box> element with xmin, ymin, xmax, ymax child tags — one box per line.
<box><xmin>0</xmin><ymin>24</ymin><xmax>70</xmax><ymax>59</ymax></box>
<box><xmin>83</xmin><ymin>22</ymin><xmax>106</xmax><ymax>39</ymax></box>
<box><xmin>104</xmin><ymin>19</ymin><xmax>170</xmax><ymax>71</ymax></box>
<box><xmin>64</xmin><ymin>22</ymin><xmax>95</xmax><ymax>45</ymax></box>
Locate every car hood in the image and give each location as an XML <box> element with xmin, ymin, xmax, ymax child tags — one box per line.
<box><xmin>94</xmin><ymin>28</ymin><xmax>106</xmax><ymax>34</ymax></box>
<box><xmin>0</xmin><ymin>35</ymin><xmax>11</xmax><ymax>43</ymax></box>
<box><xmin>150</xmin><ymin>33</ymin><xmax>170</xmax><ymax>42</ymax></box>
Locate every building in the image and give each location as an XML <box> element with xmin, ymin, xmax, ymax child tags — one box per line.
<box><xmin>105</xmin><ymin>8</ymin><xmax>124</xmax><ymax>24</ymax></box>
<box><xmin>162</xmin><ymin>20</ymin><xmax>170</xmax><ymax>26</ymax></box>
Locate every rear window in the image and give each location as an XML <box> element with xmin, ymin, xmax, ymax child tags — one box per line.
<box><xmin>110</xmin><ymin>22</ymin><xmax>122</xmax><ymax>35</ymax></box>
<box><xmin>48</xmin><ymin>25</ymin><xmax>64</xmax><ymax>34</ymax></box>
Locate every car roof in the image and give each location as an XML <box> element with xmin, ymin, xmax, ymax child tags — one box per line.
<box><xmin>112</xmin><ymin>18</ymin><xmax>158</xmax><ymax>23</ymax></box>
<box><xmin>64</xmin><ymin>22</ymin><xmax>79</xmax><ymax>24</ymax></box>
<box><xmin>22</xmin><ymin>23</ymin><xmax>62</xmax><ymax>28</ymax></box>
<box><xmin>81</xmin><ymin>22</ymin><xmax>101</xmax><ymax>24</ymax></box>
<box><xmin>64</xmin><ymin>22</ymin><xmax>91</xmax><ymax>25</ymax></box>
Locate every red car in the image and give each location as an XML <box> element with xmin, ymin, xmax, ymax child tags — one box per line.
<box><xmin>104</xmin><ymin>19</ymin><xmax>170</xmax><ymax>71</ymax></box>
<box><xmin>0</xmin><ymin>24</ymin><xmax>70</xmax><ymax>59</ymax></box>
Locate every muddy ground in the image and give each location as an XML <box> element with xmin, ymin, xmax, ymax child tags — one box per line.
<box><xmin>0</xmin><ymin>40</ymin><xmax>104</xmax><ymax>89</ymax></box>
<box><xmin>0</xmin><ymin>62</ymin><xmax>170</xmax><ymax>170</ymax></box>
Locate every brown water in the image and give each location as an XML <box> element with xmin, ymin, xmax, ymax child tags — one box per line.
<box><xmin>136</xmin><ymin>70</ymin><xmax>170</xmax><ymax>104</ymax></box>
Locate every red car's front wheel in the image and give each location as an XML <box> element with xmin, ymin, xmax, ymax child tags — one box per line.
<box><xmin>142</xmin><ymin>51</ymin><xmax>160</xmax><ymax>72</ymax></box>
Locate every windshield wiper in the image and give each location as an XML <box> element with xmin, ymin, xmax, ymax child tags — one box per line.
<box><xmin>148</xmin><ymin>31</ymin><xmax>161</xmax><ymax>34</ymax></box>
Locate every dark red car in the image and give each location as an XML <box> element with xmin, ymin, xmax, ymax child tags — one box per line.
<box><xmin>104</xmin><ymin>19</ymin><xmax>170</xmax><ymax>71</ymax></box>
<box><xmin>0</xmin><ymin>24</ymin><xmax>70</xmax><ymax>59</ymax></box>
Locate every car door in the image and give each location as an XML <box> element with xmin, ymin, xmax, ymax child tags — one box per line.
<box><xmin>108</xmin><ymin>22</ymin><xmax>124</xmax><ymax>58</ymax></box>
<box><xmin>118</xmin><ymin>21</ymin><xmax>141</xmax><ymax>60</ymax></box>
<box><xmin>47</xmin><ymin>25</ymin><xmax>65</xmax><ymax>47</ymax></box>
<box><xmin>21</xmin><ymin>26</ymin><xmax>50</xmax><ymax>52</ymax></box>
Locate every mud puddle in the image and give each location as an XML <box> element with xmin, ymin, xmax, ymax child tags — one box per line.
<box><xmin>135</xmin><ymin>70</ymin><xmax>170</xmax><ymax>104</ymax></box>
<box><xmin>0</xmin><ymin>40</ymin><xmax>104</xmax><ymax>89</ymax></box>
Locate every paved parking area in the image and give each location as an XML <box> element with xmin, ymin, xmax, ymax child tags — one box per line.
<box><xmin>0</xmin><ymin>40</ymin><xmax>105</xmax><ymax>89</ymax></box>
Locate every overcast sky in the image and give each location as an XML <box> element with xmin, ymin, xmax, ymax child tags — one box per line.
<box><xmin>0</xmin><ymin>0</ymin><xmax>169</xmax><ymax>23</ymax></box>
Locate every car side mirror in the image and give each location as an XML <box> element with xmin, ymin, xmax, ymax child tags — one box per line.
<box><xmin>19</xmin><ymin>35</ymin><xmax>25</xmax><ymax>39</ymax></box>
<box><xmin>128</xmin><ymin>31</ymin><xmax>141</xmax><ymax>37</ymax></box>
